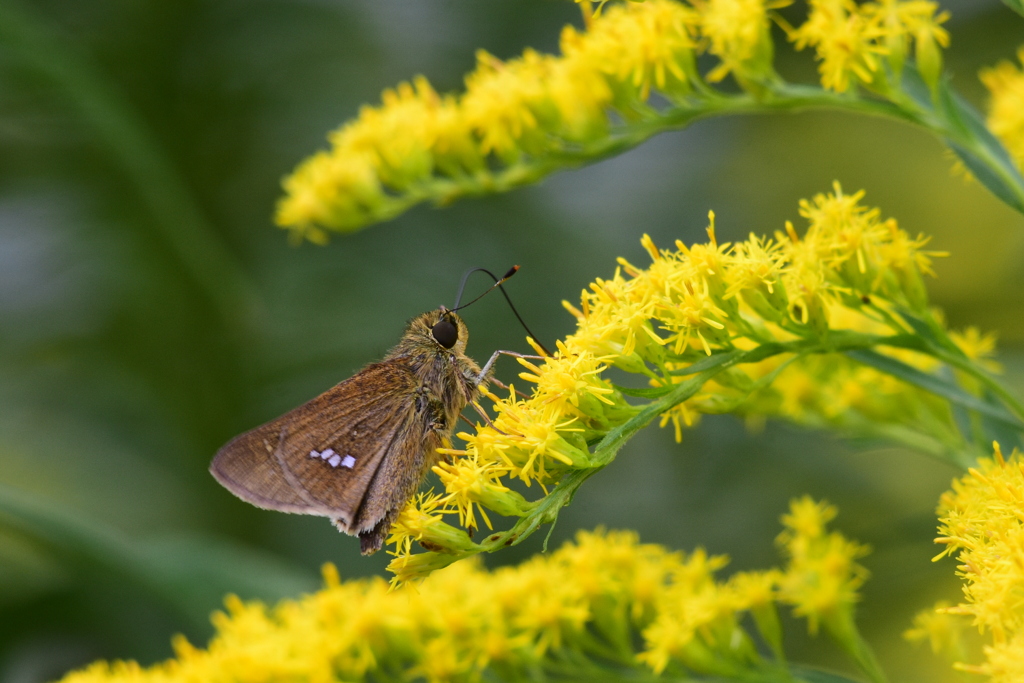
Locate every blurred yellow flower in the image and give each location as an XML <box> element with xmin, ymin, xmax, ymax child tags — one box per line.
<box><xmin>905</xmin><ymin>601</ymin><xmax>969</xmax><ymax>664</ymax></box>
<box><xmin>931</xmin><ymin>443</ymin><xmax>1024</xmax><ymax>681</ymax></box>
<box><xmin>695</xmin><ymin>0</ymin><xmax>789</xmax><ymax>84</ymax></box>
<box><xmin>791</xmin><ymin>0</ymin><xmax>947</xmax><ymax>93</ymax></box>
<box><xmin>59</xmin><ymin>519</ymin><xmax>869</xmax><ymax>683</ymax></box>
<box><xmin>776</xmin><ymin>497</ymin><xmax>870</xmax><ymax>636</ymax></box>
<box><xmin>981</xmin><ymin>47</ymin><xmax>1024</xmax><ymax>172</ymax></box>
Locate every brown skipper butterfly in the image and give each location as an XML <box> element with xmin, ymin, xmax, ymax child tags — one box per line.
<box><xmin>210</xmin><ymin>267</ymin><xmax>540</xmax><ymax>554</ymax></box>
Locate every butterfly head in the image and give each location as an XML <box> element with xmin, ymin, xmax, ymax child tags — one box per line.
<box><xmin>431</xmin><ymin>309</ymin><xmax>460</xmax><ymax>349</ymax></box>
<box><xmin>418</xmin><ymin>306</ymin><xmax>468</xmax><ymax>353</ymax></box>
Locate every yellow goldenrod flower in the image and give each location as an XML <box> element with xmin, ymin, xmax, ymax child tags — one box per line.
<box><xmin>729</xmin><ymin>570</ymin><xmax>786</xmax><ymax>658</ymax></box>
<box><xmin>386</xmin><ymin>491</ymin><xmax>479</xmax><ymax>558</ymax></box>
<box><xmin>916</xmin><ymin>443</ymin><xmax>1024</xmax><ymax>682</ymax></box>
<box><xmin>950</xmin><ymin>326</ymin><xmax>1001</xmax><ymax>373</ymax></box>
<box><xmin>788</xmin><ymin>0</ymin><xmax>947</xmax><ymax>94</ymax></box>
<box><xmin>433</xmin><ymin>455</ymin><xmax>534</xmax><ymax>530</ymax></box>
<box><xmin>778</xmin><ymin>494</ymin><xmax>837</xmax><ymax>545</ymax></box>
<box><xmin>727</xmin><ymin>233</ymin><xmax>790</xmax><ymax>322</ymax></box>
<box><xmin>276</xmin><ymin>149</ymin><xmax>382</xmax><ymax>244</ymax></box>
<box><xmin>516</xmin><ymin>341</ymin><xmax>618</xmax><ymax>420</ymax></box>
<box><xmin>56</xmin><ymin>521</ymin><xmax>871</xmax><ymax>683</ymax></box>
<box><xmin>776</xmin><ymin>496</ymin><xmax>870</xmax><ymax>639</ymax></box>
<box><xmin>693</xmin><ymin>0</ymin><xmax>789</xmax><ymax>85</ymax></box>
<box><xmin>789</xmin><ymin>0</ymin><xmax>889</xmax><ymax>93</ymax></box>
<box><xmin>967</xmin><ymin>634</ymin><xmax>1024</xmax><ymax>682</ymax></box>
<box><xmin>904</xmin><ymin>601</ymin><xmax>969</xmax><ymax>664</ymax></box>
<box><xmin>981</xmin><ymin>47</ymin><xmax>1024</xmax><ymax>172</ymax></box>
<box><xmin>638</xmin><ymin>549</ymin><xmax>760</xmax><ymax>676</ymax></box>
<box><xmin>468</xmin><ymin>392</ymin><xmax>593</xmax><ymax>484</ymax></box>
<box><xmin>936</xmin><ymin>444</ymin><xmax>1024</xmax><ymax>638</ymax></box>
<box><xmin>863</xmin><ymin>0</ymin><xmax>949</xmax><ymax>88</ymax></box>
<box><xmin>462</xmin><ymin>49</ymin><xmax>552</xmax><ymax>159</ymax></box>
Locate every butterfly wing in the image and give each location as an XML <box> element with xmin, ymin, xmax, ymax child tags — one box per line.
<box><xmin>210</xmin><ymin>360</ymin><xmax>421</xmax><ymax>529</ymax></box>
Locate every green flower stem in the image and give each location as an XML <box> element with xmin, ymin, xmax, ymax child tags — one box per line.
<box><xmin>851</xmin><ymin>634</ymin><xmax>890</xmax><ymax>683</ymax></box>
<box><xmin>826</xmin><ymin>611</ymin><xmax>890</xmax><ymax>683</ymax></box>
<box><xmin>606</xmin><ymin>83</ymin><xmax>1024</xmax><ymax>212</ymax></box>
<box><xmin>0</xmin><ymin>1</ymin><xmax>263</xmax><ymax>328</ymax></box>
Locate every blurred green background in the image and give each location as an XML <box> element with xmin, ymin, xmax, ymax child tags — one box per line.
<box><xmin>0</xmin><ymin>1</ymin><xmax>1022</xmax><ymax>681</ymax></box>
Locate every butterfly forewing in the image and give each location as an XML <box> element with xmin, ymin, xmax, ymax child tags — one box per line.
<box><xmin>210</xmin><ymin>361</ymin><xmax>420</xmax><ymax>527</ymax></box>
<box><xmin>211</xmin><ymin>306</ymin><xmax>487</xmax><ymax>556</ymax></box>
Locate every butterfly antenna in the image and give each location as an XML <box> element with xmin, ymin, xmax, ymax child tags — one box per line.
<box><xmin>452</xmin><ymin>266</ymin><xmax>552</xmax><ymax>356</ymax></box>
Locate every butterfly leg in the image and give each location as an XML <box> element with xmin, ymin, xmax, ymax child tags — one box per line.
<box><xmin>488</xmin><ymin>376</ymin><xmax>530</xmax><ymax>400</ymax></box>
<box><xmin>455</xmin><ymin>401</ymin><xmax>506</xmax><ymax>436</ymax></box>
<box><xmin>471</xmin><ymin>400</ymin><xmax>509</xmax><ymax>433</ymax></box>
<box><xmin>475</xmin><ymin>350</ymin><xmax>547</xmax><ymax>386</ymax></box>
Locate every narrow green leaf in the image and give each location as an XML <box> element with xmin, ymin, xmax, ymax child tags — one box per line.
<box><xmin>935</xmin><ymin>79</ymin><xmax>1024</xmax><ymax>215</ymax></box>
<box><xmin>948</xmin><ymin>141</ymin><xmax>1024</xmax><ymax>214</ymax></box>
<box><xmin>787</xmin><ymin>665</ymin><xmax>868</xmax><ymax>683</ymax></box>
<box><xmin>0</xmin><ymin>1</ymin><xmax>262</xmax><ymax>325</ymax></box>
<box><xmin>847</xmin><ymin>349</ymin><xmax>1024</xmax><ymax>430</ymax></box>
<box><xmin>0</xmin><ymin>483</ymin><xmax>317</xmax><ymax>628</ymax></box>
<box><xmin>139</xmin><ymin>536</ymin><xmax>319</xmax><ymax>613</ymax></box>
<box><xmin>668</xmin><ymin>349</ymin><xmax>741</xmax><ymax>375</ymax></box>
<box><xmin>901</xmin><ymin>65</ymin><xmax>1024</xmax><ymax>216</ymax></box>
<box><xmin>892</xmin><ymin>309</ymin><xmax>943</xmax><ymax>346</ymax></box>
<box><xmin>935</xmin><ymin>74</ymin><xmax>1004</xmax><ymax>158</ymax></box>
<box><xmin>622</xmin><ymin>344</ymin><xmax>796</xmax><ymax>400</ymax></box>
<box><xmin>618</xmin><ymin>348</ymin><xmax>750</xmax><ymax>397</ymax></box>
<box><xmin>981</xmin><ymin>386</ymin><xmax>1024</xmax><ymax>453</ymax></box>
<box><xmin>613</xmin><ymin>383</ymin><xmax>674</xmax><ymax>398</ymax></box>
<box><xmin>1002</xmin><ymin>0</ymin><xmax>1024</xmax><ymax>17</ymax></box>
<box><xmin>898</xmin><ymin>61</ymin><xmax>937</xmax><ymax>114</ymax></box>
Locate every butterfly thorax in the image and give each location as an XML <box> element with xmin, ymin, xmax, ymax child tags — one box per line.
<box><xmin>385</xmin><ymin>309</ymin><xmax>482</xmax><ymax>431</ymax></box>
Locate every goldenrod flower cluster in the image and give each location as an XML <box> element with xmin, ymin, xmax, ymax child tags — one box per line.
<box><xmin>275</xmin><ymin>0</ymin><xmax>950</xmax><ymax>240</ymax></box>
<box><xmin>981</xmin><ymin>47</ymin><xmax>1024</xmax><ymax>173</ymax></box>
<box><xmin>925</xmin><ymin>443</ymin><xmax>1024</xmax><ymax>682</ymax></box>
<box><xmin>384</xmin><ymin>185</ymin><xmax>993</xmax><ymax>581</ymax></box>
<box><xmin>60</xmin><ymin>503</ymin><xmax>873</xmax><ymax>683</ymax></box>
<box><xmin>776</xmin><ymin>496</ymin><xmax>870</xmax><ymax>636</ymax></box>
<box><xmin>791</xmin><ymin>0</ymin><xmax>948</xmax><ymax>93</ymax></box>
<box><xmin>564</xmin><ymin>184</ymin><xmax>957</xmax><ymax>443</ymax></box>
<box><xmin>904</xmin><ymin>601</ymin><xmax>971</xmax><ymax>669</ymax></box>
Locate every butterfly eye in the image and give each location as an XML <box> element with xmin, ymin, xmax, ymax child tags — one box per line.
<box><xmin>431</xmin><ymin>319</ymin><xmax>458</xmax><ymax>349</ymax></box>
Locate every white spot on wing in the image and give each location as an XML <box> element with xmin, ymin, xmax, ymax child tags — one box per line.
<box><xmin>309</xmin><ymin>450</ymin><xmax>320</xmax><ymax>459</ymax></box>
<box><xmin>341</xmin><ymin>454</ymin><xmax>356</xmax><ymax>468</ymax></box>
<box><xmin>321</xmin><ymin>448</ymin><xmax>336</xmax><ymax>459</ymax></box>
<box><xmin>328</xmin><ymin>453</ymin><xmax>342</xmax><ymax>468</ymax></box>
